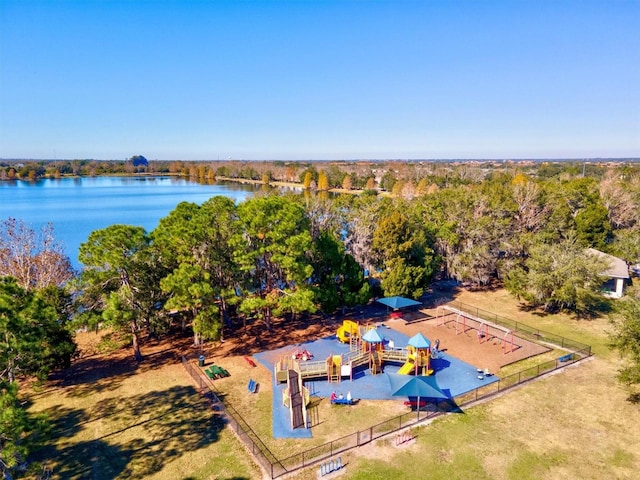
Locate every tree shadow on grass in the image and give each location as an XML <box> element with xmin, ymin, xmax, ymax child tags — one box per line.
<box><xmin>48</xmin><ymin>353</ymin><xmax>139</xmax><ymax>398</ymax></box>
<box><xmin>519</xmin><ymin>300</ymin><xmax>611</xmax><ymax>320</ymax></box>
<box><xmin>42</xmin><ymin>404</ymin><xmax>91</xmax><ymax>439</ymax></box>
<box><xmin>34</xmin><ymin>385</ymin><xmax>226</xmax><ymax>479</ymax></box>
<box><xmin>48</xmin><ymin>339</ymin><xmax>190</xmax><ymax>399</ymax></box>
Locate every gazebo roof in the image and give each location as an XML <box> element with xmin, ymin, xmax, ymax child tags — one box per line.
<box><xmin>376</xmin><ymin>296</ymin><xmax>421</xmax><ymax>310</ymax></box>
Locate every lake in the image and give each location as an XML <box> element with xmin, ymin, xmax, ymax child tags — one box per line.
<box><xmin>0</xmin><ymin>176</ymin><xmax>261</xmax><ymax>268</ymax></box>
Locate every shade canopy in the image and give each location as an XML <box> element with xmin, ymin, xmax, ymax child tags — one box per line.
<box><xmin>376</xmin><ymin>296</ymin><xmax>421</xmax><ymax>310</ymax></box>
<box><xmin>362</xmin><ymin>328</ymin><xmax>384</xmax><ymax>343</ymax></box>
<box><xmin>408</xmin><ymin>332</ymin><xmax>431</xmax><ymax>349</ymax></box>
<box><xmin>387</xmin><ymin>373</ymin><xmax>448</xmax><ymax>418</ymax></box>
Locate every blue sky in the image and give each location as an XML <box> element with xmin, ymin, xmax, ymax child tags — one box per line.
<box><xmin>1</xmin><ymin>0</ymin><xmax>639</xmax><ymax>160</ymax></box>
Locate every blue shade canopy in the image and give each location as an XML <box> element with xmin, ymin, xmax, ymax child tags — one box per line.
<box><xmin>362</xmin><ymin>328</ymin><xmax>384</xmax><ymax>343</ymax></box>
<box><xmin>387</xmin><ymin>373</ymin><xmax>448</xmax><ymax>400</ymax></box>
<box><xmin>377</xmin><ymin>296</ymin><xmax>421</xmax><ymax>310</ymax></box>
<box><xmin>408</xmin><ymin>333</ymin><xmax>431</xmax><ymax>349</ymax></box>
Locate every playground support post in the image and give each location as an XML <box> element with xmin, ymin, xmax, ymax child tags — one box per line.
<box><xmin>478</xmin><ymin>322</ymin><xmax>489</xmax><ymax>343</ymax></box>
<box><xmin>502</xmin><ymin>330</ymin><xmax>514</xmax><ymax>354</ymax></box>
<box><xmin>455</xmin><ymin>314</ymin><xmax>467</xmax><ymax>335</ymax></box>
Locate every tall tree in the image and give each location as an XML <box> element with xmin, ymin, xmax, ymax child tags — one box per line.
<box><xmin>599</xmin><ymin>175</ymin><xmax>639</xmax><ymax>230</ymax></box>
<box><xmin>504</xmin><ymin>237</ymin><xmax>609</xmax><ymax>315</ymax></box>
<box><xmin>1</xmin><ymin>380</ymin><xmax>48</xmax><ymax>478</ymax></box>
<box><xmin>317</xmin><ymin>170</ymin><xmax>329</xmax><ymax>191</ymax></box>
<box><xmin>575</xmin><ymin>203</ymin><xmax>613</xmax><ymax>250</ymax></box>
<box><xmin>344</xmin><ymin>195</ymin><xmax>385</xmax><ymax>274</ymax></box>
<box><xmin>610</xmin><ymin>286</ymin><xmax>640</xmax><ymax>396</ymax></box>
<box><xmin>371</xmin><ymin>208</ymin><xmax>438</xmax><ymax>298</ymax></box>
<box><xmin>77</xmin><ymin>225</ymin><xmax>156</xmax><ymax>360</ymax></box>
<box><xmin>0</xmin><ymin>277</ymin><xmax>75</xmax><ymax>384</ymax></box>
<box><xmin>310</xmin><ymin>230</ymin><xmax>371</xmax><ymax>312</ymax></box>
<box><xmin>152</xmin><ymin>197</ymin><xmax>240</xmax><ymax>345</ymax></box>
<box><xmin>231</xmin><ymin>196</ymin><xmax>314</xmax><ymax>330</ymax></box>
<box><xmin>300</xmin><ymin>194</ymin><xmax>342</xmax><ymax>242</ymax></box>
<box><xmin>0</xmin><ymin>279</ymin><xmax>68</xmax><ymax>478</ymax></box>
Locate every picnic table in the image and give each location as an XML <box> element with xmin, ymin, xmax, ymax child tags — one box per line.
<box><xmin>205</xmin><ymin>365</ymin><xmax>230</xmax><ymax>380</ymax></box>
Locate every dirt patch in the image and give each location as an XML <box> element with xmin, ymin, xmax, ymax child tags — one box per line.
<box><xmin>384</xmin><ymin>312</ymin><xmax>550</xmax><ymax>374</ymax></box>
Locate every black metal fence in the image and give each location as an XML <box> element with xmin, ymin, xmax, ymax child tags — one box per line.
<box><xmin>181</xmin><ymin>302</ymin><xmax>592</xmax><ymax>478</ymax></box>
<box><xmin>277</xmin><ymin>408</ymin><xmax>437</xmax><ymax>472</ymax></box>
<box><xmin>181</xmin><ymin>355</ymin><xmax>286</xmax><ymax>478</ymax></box>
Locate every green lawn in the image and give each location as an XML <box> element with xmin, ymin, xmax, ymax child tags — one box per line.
<box><xmin>26</xmin><ymin>288</ymin><xmax>640</xmax><ymax>479</ymax></box>
<box><xmin>27</xmin><ymin>360</ymin><xmax>260</xmax><ymax>479</ymax></box>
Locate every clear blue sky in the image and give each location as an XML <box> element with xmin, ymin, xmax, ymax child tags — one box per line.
<box><xmin>1</xmin><ymin>0</ymin><xmax>639</xmax><ymax>160</ymax></box>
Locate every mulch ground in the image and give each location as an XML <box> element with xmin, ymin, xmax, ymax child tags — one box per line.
<box><xmin>386</xmin><ymin>313</ymin><xmax>550</xmax><ymax>374</ymax></box>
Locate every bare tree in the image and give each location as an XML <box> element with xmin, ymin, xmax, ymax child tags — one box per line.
<box><xmin>512</xmin><ymin>176</ymin><xmax>549</xmax><ymax>233</ymax></box>
<box><xmin>0</xmin><ymin>218</ymin><xmax>74</xmax><ymax>290</ymax></box>
<box><xmin>599</xmin><ymin>175</ymin><xmax>638</xmax><ymax>230</ymax></box>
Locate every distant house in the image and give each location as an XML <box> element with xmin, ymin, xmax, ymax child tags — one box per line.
<box><xmin>586</xmin><ymin>248</ymin><xmax>630</xmax><ymax>298</ymax></box>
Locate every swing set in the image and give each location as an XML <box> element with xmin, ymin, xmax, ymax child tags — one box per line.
<box><xmin>436</xmin><ymin>305</ymin><xmax>515</xmax><ymax>354</ymax></box>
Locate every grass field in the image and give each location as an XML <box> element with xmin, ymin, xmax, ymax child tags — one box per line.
<box><xmin>27</xmin><ymin>347</ymin><xmax>261</xmax><ymax>479</ymax></box>
<box><xmin>26</xmin><ymin>287</ymin><xmax>640</xmax><ymax>479</ymax></box>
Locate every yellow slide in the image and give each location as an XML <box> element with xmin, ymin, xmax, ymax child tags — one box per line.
<box><xmin>397</xmin><ymin>358</ymin><xmax>415</xmax><ymax>375</ymax></box>
<box><xmin>337</xmin><ymin>320</ymin><xmax>359</xmax><ymax>343</ymax></box>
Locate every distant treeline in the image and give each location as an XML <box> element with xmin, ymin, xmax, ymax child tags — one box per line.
<box><xmin>2</xmin><ymin>158</ymin><xmax>640</xmax><ymax>192</ymax></box>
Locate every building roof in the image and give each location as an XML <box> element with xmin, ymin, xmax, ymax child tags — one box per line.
<box><xmin>586</xmin><ymin>248</ymin><xmax>630</xmax><ymax>279</ymax></box>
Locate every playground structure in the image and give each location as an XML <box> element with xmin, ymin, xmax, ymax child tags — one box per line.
<box><xmin>275</xmin><ymin>323</ymin><xmax>436</xmax><ymax>385</ymax></box>
<box><xmin>361</xmin><ymin>326</ymin><xmax>384</xmax><ymax>375</ymax></box>
<box><xmin>336</xmin><ymin>319</ymin><xmax>361</xmax><ymax>350</ymax></box>
<box><xmin>274</xmin><ymin>349</ymin><xmax>367</xmax><ymax>386</ymax></box>
<box><xmin>274</xmin><ymin>322</ymin><xmax>438</xmax><ymax>428</ymax></box>
<box><xmin>397</xmin><ymin>344</ymin><xmax>432</xmax><ymax>376</ymax></box>
<box><xmin>436</xmin><ymin>305</ymin><xmax>516</xmax><ymax>354</ymax></box>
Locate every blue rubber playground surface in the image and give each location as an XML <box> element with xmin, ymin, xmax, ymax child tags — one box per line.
<box><xmin>254</xmin><ymin>325</ymin><xmax>499</xmax><ymax>438</ymax></box>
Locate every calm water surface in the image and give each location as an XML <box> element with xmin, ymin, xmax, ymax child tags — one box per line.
<box><xmin>0</xmin><ymin>176</ymin><xmax>260</xmax><ymax>267</ymax></box>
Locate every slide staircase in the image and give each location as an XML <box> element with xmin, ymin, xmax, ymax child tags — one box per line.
<box><xmin>370</xmin><ymin>350</ymin><xmax>383</xmax><ymax>375</ymax></box>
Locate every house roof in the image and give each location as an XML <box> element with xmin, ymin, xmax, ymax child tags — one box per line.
<box><xmin>586</xmin><ymin>248</ymin><xmax>630</xmax><ymax>279</ymax></box>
